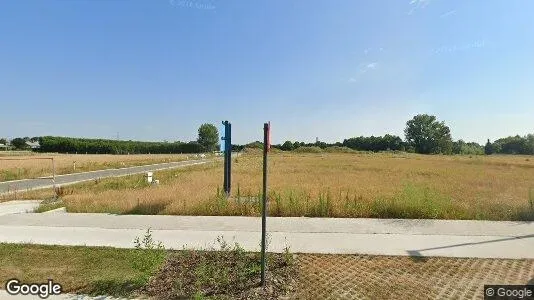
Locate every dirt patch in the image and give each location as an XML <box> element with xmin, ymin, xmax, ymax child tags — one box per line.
<box><xmin>144</xmin><ymin>246</ymin><xmax>297</xmax><ymax>299</ymax></box>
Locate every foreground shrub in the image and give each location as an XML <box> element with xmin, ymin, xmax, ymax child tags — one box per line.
<box><xmin>131</xmin><ymin>229</ymin><xmax>167</xmax><ymax>284</ymax></box>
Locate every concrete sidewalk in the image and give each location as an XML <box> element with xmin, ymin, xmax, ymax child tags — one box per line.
<box><xmin>0</xmin><ymin>290</ymin><xmax>120</xmax><ymax>299</ymax></box>
<box><xmin>0</xmin><ymin>286</ymin><xmax>122</xmax><ymax>300</ymax></box>
<box><xmin>0</xmin><ymin>213</ymin><xmax>532</xmax><ymax>259</ymax></box>
<box><xmin>0</xmin><ymin>200</ymin><xmax>41</xmax><ymax>216</ymax></box>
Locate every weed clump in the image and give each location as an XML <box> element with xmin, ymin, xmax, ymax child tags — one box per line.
<box><xmin>368</xmin><ymin>183</ymin><xmax>462</xmax><ymax>219</ymax></box>
<box><xmin>131</xmin><ymin>228</ymin><xmax>167</xmax><ymax>284</ymax></box>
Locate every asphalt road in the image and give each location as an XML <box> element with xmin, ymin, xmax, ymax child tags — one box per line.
<box><xmin>0</xmin><ymin>159</ymin><xmax>211</xmax><ymax>194</ymax></box>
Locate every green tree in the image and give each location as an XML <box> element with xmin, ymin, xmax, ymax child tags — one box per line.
<box><xmin>527</xmin><ymin>134</ymin><xmax>534</xmax><ymax>155</ymax></box>
<box><xmin>11</xmin><ymin>138</ymin><xmax>28</xmax><ymax>149</ymax></box>
<box><xmin>0</xmin><ymin>138</ymin><xmax>6</xmax><ymax>145</ymax></box>
<box><xmin>245</xmin><ymin>141</ymin><xmax>263</xmax><ymax>149</ymax></box>
<box><xmin>453</xmin><ymin>139</ymin><xmax>465</xmax><ymax>154</ymax></box>
<box><xmin>281</xmin><ymin>141</ymin><xmax>294</xmax><ymax>151</ymax></box>
<box><xmin>404</xmin><ymin>114</ymin><xmax>453</xmax><ymax>154</ymax></box>
<box><xmin>484</xmin><ymin>139</ymin><xmax>495</xmax><ymax>155</ymax></box>
<box><xmin>197</xmin><ymin>123</ymin><xmax>219</xmax><ymax>152</ymax></box>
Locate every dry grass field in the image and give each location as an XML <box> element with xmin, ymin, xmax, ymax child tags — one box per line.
<box><xmin>0</xmin><ymin>153</ymin><xmax>190</xmax><ymax>182</ymax></box>
<box><xmin>11</xmin><ymin>151</ymin><xmax>534</xmax><ymax>220</ymax></box>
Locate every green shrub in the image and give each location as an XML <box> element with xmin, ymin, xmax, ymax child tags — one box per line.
<box><xmin>293</xmin><ymin>146</ymin><xmax>323</xmax><ymax>153</ymax></box>
<box><xmin>131</xmin><ymin>229</ymin><xmax>167</xmax><ymax>284</ymax></box>
<box><xmin>324</xmin><ymin>146</ymin><xmax>355</xmax><ymax>153</ymax></box>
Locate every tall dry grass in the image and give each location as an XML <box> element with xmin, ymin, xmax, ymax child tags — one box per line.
<box><xmin>0</xmin><ymin>153</ymin><xmax>190</xmax><ymax>182</ymax></box>
<box><xmin>14</xmin><ymin>152</ymin><xmax>534</xmax><ymax>221</ymax></box>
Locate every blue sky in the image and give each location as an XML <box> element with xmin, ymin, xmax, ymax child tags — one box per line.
<box><xmin>1</xmin><ymin>0</ymin><xmax>533</xmax><ymax>144</ymax></box>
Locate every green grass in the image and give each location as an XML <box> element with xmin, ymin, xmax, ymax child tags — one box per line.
<box><xmin>33</xmin><ymin>201</ymin><xmax>65</xmax><ymax>213</ymax></box>
<box><xmin>0</xmin><ymin>243</ymin><xmax>165</xmax><ymax>298</ymax></box>
<box><xmin>324</xmin><ymin>146</ymin><xmax>357</xmax><ymax>153</ymax></box>
<box><xmin>0</xmin><ymin>234</ymin><xmax>296</xmax><ymax>299</ymax></box>
<box><xmin>0</xmin><ymin>230</ymin><xmax>167</xmax><ymax>298</ymax></box>
<box><xmin>293</xmin><ymin>146</ymin><xmax>324</xmax><ymax>153</ymax></box>
<box><xmin>367</xmin><ymin>183</ymin><xmax>463</xmax><ymax>219</ymax></box>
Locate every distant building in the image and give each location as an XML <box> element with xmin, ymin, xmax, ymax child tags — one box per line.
<box><xmin>0</xmin><ymin>143</ymin><xmax>8</xmax><ymax>151</ymax></box>
<box><xmin>25</xmin><ymin>141</ymin><xmax>40</xmax><ymax>150</ymax></box>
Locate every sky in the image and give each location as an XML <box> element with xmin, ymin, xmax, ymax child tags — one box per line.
<box><xmin>1</xmin><ymin>0</ymin><xmax>533</xmax><ymax>145</ymax></box>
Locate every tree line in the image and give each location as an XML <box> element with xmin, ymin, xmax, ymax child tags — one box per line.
<box><xmin>485</xmin><ymin>135</ymin><xmax>534</xmax><ymax>155</ymax></box>
<box><xmin>25</xmin><ymin>124</ymin><xmax>220</xmax><ymax>154</ymax></box>
<box><xmin>37</xmin><ymin>136</ymin><xmax>203</xmax><ymax>154</ymax></box>
<box><xmin>6</xmin><ymin>115</ymin><xmax>534</xmax><ymax>155</ymax></box>
<box><xmin>262</xmin><ymin>114</ymin><xmax>534</xmax><ymax>155</ymax></box>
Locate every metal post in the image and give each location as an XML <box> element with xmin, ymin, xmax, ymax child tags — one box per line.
<box><xmin>52</xmin><ymin>157</ymin><xmax>56</xmax><ymax>191</ymax></box>
<box><xmin>227</xmin><ymin>122</ymin><xmax>232</xmax><ymax>195</ymax></box>
<box><xmin>222</xmin><ymin>121</ymin><xmax>228</xmax><ymax>196</ymax></box>
<box><xmin>260</xmin><ymin>122</ymin><xmax>269</xmax><ymax>287</ymax></box>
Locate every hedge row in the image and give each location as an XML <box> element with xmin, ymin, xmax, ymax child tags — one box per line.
<box><xmin>37</xmin><ymin>136</ymin><xmax>202</xmax><ymax>154</ymax></box>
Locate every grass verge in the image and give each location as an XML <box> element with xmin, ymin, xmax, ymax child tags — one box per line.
<box><xmin>0</xmin><ymin>232</ymin><xmax>296</xmax><ymax>299</ymax></box>
<box><xmin>0</xmin><ymin>243</ymin><xmax>157</xmax><ymax>297</ymax></box>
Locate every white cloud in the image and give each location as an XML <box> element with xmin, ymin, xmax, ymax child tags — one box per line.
<box><xmin>408</xmin><ymin>0</ymin><xmax>431</xmax><ymax>15</ymax></box>
<box><xmin>363</xmin><ymin>47</ymin><xmax>385</xmax><ymax>55</ymax></box>
<box><xmin>366</xmin><ymin>62</ymin><xmax>377</xmax><ymax>69</ymax></box>
<box><xmin>440</xmin><ymin>10</ymin><xmax>457</xmax><ymax>18</ymax></box>
<box><xmin>433</xmin><ymin>40</ymin><xmax>485</xmax><ymax>55</ymax></box>
<box><xmin>359</xmin><ymin>62</ymin><xmax>378</xmax><ymax>74</ymax></box>
<box><xmin>348</xmin><ymin>62</ymin><xmax>379</xmax><ymax>83</ymax></box>
<box><xmin>410</xmin><ymin>0</ymin><xmax>431</xmax><ymax>7</ymax></box>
